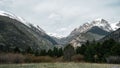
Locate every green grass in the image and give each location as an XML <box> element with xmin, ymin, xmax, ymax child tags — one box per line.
<box><xmin>0</xmin><ymin>63</ymin><xmax>120</xmax><ymax>68</ymax></box>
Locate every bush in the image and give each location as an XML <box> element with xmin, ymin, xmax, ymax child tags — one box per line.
<box><xmin>25</xmin><ymin>55</ymin><xmax>53</xmax><ymax>63</ymax></box>
<box><xmin>106</xmin><ymin>56</ymin><xmax>120</xmax><ymax>64</ymax></box>
<box><xmin>32</xmin><ymin>56</ymin><xmax>53</xmax><ymax>62</ymax></box>
<box><xmin>72</xmin><ymin>54</ymin><xmax>84</xmax><ymax>62</ymax></box>
<box><xmin>0</xmin><ymin>53</ymin><xmax>25</xmax><ymax>64</ymax></box>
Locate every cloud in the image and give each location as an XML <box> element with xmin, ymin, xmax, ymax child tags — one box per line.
<box><xmin>0</xmin><ymin>0</ymin><xmax>120</xmax><ymax>37</ymax></box>
<box><xmin>57</xmin><ymin>28</ymin><xmax>67</xmax><ymax>32</ymax></box>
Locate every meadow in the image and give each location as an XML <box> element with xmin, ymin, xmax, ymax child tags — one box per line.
<box><xmin>0</xmin><ymin>63</ymin><xmax>120</xmax><ymax>68</ymax></box>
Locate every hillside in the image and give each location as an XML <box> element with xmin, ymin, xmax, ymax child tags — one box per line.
<box><xmin>0</xmin><ymin>14</ymin><xmax>57</xmax><ymax>53</ymax></box>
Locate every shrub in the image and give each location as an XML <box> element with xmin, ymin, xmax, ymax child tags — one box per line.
<box><xmin>106</xmin><ymin>56</ymin><xmax>120</xmax><ymax>64</ymax></box>
<box><xmin>24</xmin><ymin>55</ymin><xmax>53</xmax><ymax>63</ymax></box>
<box><xmin>72</xmin><ymin>54</ymin><xmax>84</xmax><ymax>62</ymax></box>
<box><xmin>0</xmin><ymin>53</ymin><xmax>25</xmax><ymax>64</ymax></box>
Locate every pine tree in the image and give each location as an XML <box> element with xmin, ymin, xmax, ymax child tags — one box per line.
<box><xmin>53</xmin><ymin>47</ymin><xmax>59</xmax><ymax>57</ymax></box>
<box><xmin>47</xmin><ymin>49</ymin><xmax>53</xmax><ymax>57</ymax></box>
<box><xmin>58</xmin><ymin>48</ymin><xmax>63</xmax><ymax>57</ymax></box>
<box><xmin>63</xmin><ymin>44</ymin><xmax>75</xmax><ymax>61</ymax></box>
<box><xmin>76</xmin><ymin>44</ymin><xmax>87</xmax><ymax>55</ymax></box>
<box><xmin>14</xmin><ymin>47</ymin><xmax>20</xmax><ymax>53</ymax></box>
<box><xmin>35</xmin><ymin>50</ymin><xmax>40</xmax><ymax>56</ymax></box>
<box><xmin>40</xmin><ymin>49</ymin><xmax>46</xmax><ymax>56</ymax></box>
<box><xmin>26</xmin><ymin>47</ymin><xmax>33</xmax><ymax>54</ymax></box>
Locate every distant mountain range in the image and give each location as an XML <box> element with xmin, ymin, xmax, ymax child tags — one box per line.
<box><xmin>53</xmin><ymin>19</ymin><xmax>120</xmax><ymax>47</ymax></box>
<box><xmin>0</xmin><ymin>10</ymin><xmax>120</xmax><ymax>51</ymax></box>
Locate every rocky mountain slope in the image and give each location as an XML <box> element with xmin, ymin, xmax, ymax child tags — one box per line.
<box><xmin>54</xmin><ymin>19</ymin><xmax>113</xmax><ymax>47</ymax></box>
<box><xmin>0</xmin><ymin>11</ymin><xmax>57</xmax><ymax>52</ymax></box>
<box><xmin>100</xmin><ymin>28</ymin><xmax>120</xmax><ymax>42</ymax></box>
<box><xmin>111</xmin><ymin>21</ymin><xmax>120</xmax><ymax>30</ymax></box>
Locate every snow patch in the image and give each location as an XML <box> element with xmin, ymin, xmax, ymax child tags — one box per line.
<box><xmin>0</xmin><ymin>10</ymin><xmax>28</xmax><ymax>25</ymax></box>
<box><xmin>111</xmin><ymin>23</ymin><xmax>118</xmax><ymax>30</ymax></box>
<box><xmin>48</xmin><ymin>33</ymin><xmax>64</xmax><ymax>39</ymax></box>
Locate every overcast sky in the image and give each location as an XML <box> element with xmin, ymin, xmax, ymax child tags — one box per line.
<box><xmin>0</xmin><ymin>0</ymin><xmax>120</xmax><ymax>37</ymax></box>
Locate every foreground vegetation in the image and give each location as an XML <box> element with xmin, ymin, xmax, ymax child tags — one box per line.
<box><xmin>0</xmin><ymin>63</ymin><xmax>120</xmax><ymax>68</ymax></box>
<box><xmin>76</xmin><ymin>39</ymin><xmax>120</xmax><ymax>63</ymax></box>
<box><xmin>0</xmin><ymin>39</ymin><xmax>120</xmax><ymax>64</ymax></box>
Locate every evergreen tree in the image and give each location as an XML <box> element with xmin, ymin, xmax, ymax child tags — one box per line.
<box><xmin>76</xmin><ymin>44</ymin><xmax>87</xmax><ymax>55</ymax></box>
<box><xmin>84</xmin><ymin>44</ymin><xmax>95</xmax><ymax>62</ymax></box>
<box><xmin>47</xmin><ymin>49</ymin><xmax>54</xmax><ymax>57</ymax></box>
<box><xmin>53</xmin><ymin>47</ymin><xmax>59</xmax><ymax>57</ymax></box>
<box><xmin>40</xmin><ymin>49</ymin><xmax>46</xmax><ymax>56</ymax></box>
<box><xmin>58</xmin><ymin>48</ymin><xmax>63</xmax><ymax>57</ymax></box>
<box><xmin>86</xmin><ymin>40</ymin><xmax>90</xmax><ymax>45</ymax></box>
<box><xmin>99</xmin><ymin>39</ymin><xmax>116</xmax><ymax>61</ymax></box>
<box><xmin>35</xmin><ymin>50</ymin><xmax>40</xmax><ymax>56</ymax></box>
<box><xmin>26</xmin><ymin>47</ymin><xmax>33</xmax><ymax>54</ymax></box>
<box><xmin>14</xmin><ymin>47</ymin><xmax>20</xmax><ymax>53</ymax></box>
<box><xmin>111</xmin><ymin>43</ymin><xmax>120</xmax><ymax>56</ymax></box>
<box><xmin>63</xmin><ymin>44</ymin><xmax>75</xmax><ymax>61</ymax></box>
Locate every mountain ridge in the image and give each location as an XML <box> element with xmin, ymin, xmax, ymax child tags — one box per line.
<box><xmin>0</xmin><ymin>11</ymin><xmax>57</xmax><ymax>52</ymax></box>
<box><xmin>0</xmin><ymin>10</ymin><xmax>120</xmax><ymax>48</ymax></box>
<box><xmin>53</xmin><ymin>19</ymin><xmax>116</xmax><ymax>47</ymax></box>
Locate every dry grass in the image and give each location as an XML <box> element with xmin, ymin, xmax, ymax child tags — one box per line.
<box><xmin>72</xmin><ymin>54</ymin><xmax>84</xmax><ymax>62</ymax></box>
<box><xmin>0</xmin><ymin>63</ymin><xmax>120</xmax><ymax>68</ymax></box>
<box><xmin>0</xmin><ymin>53</ymin><xmax>62</xmax><ymax>64</ymax></box>
<box><xmin>0</xmin><ymin>53</ymin><xmax>25</xmax><ymax>64</ymax></box>
<box><xmin>25</xmin><ymin>55</ymin><xmax>54</xmax><ymax>63</ymax></box>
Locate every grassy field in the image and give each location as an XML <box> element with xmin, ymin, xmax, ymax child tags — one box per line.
<box><xmin>0</xmin><ymin>63</ymin><xmax>120</xmax><ymax>68</ymax></box>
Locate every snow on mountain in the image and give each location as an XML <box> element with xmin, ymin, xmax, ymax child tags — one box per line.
<box><xmin>111</xmin><ymin>23</ymin><xmax>118</xmax><ymax>30</ymax></box>
<box><xmin>67</xmin><ymin>19</ymin><xmax>113</xmax><ymax>47</ymax></box>
<box><xmin>0</xmin><ymin>10</ymin><xmax>46</xmax><ymax>33</ymax></box>
<box><xmin>27</xmin><ymin>23</ymin><xmax>46</xmax><ymax>33</ymax></box>
<box><xmin>91</xmin><ymin>19</ymin><xmax>113</xmax><ymax>32</ymax></box>
<box><xmin>0</xmin><ymin>11</ymin><xmax>27</xmax><ymax>24</ymax></box>
<box><xmin>48</xmin><ymin>33</ymin><xmax>64</xmax><ymax>39</ymax></box>
<box><xmin>70</xmin><ymin>19</ymin><xmax>113</xmax><ymax>36</ymax></box>
<box><xmin>111</xmin><ymin>21</ymin><xmax>120</xmax><ymax>30</ymax></box>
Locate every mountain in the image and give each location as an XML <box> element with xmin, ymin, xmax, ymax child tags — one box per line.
<box><xmin>0</xmin><ymin>11</ymin><xmax>57</xmax><ymax>52</ymax></box>
<box><xmin>70</xmin><ymin>19</ymin><xmax>112</xmax><ymax>36</ymax></box>
<box><xmin>100</xmin><ymin>28</ymin><xmax>120</xmax><ymax>42</ymax></box>
<box><xmin>111</xmin><ymin>21</ymin><xmax>120</xmax><ymax>30</ymax></box>
<box><xmin>57</xmin><ymin>19</ymin><xmax>113</xmax><ymax>47</ymax></box>
<box><xmin>51</xmin><ymin>36</ymin><xmax>67</xmax><ymax>45</ymax></box>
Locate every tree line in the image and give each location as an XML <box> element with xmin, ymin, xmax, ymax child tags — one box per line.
<box><xmin>0</xmin><ymin>46</ymin><xmax>64</xmax><ymax>58</ymax></box>
<box><xmin>76</xmin><ymin>39</ymin><xmax>120</xmax><ymax>63</ymax></box>
<box><xmin>35</xmin><ymin>47</ymin><xmax>63</xmax><ymax>57</ymax></box>
<box><xmin>0</xmin><ymin>38</ymin><xmax>120</xmax><ymax>63</ymax></box>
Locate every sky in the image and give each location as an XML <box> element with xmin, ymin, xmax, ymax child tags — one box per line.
<box><xmin>0</xmin><ymin>0</ymin><xmax>120</xmax><ymax>37</ymax></box>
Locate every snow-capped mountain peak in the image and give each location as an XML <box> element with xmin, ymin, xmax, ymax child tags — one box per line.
<box><xmin>93</xmin><ymin>19</ymin><xmax>107</xmax><ymax>24</ymax></box>
<box><xmin>48</xmin><ymin>33</ymin><xmax>64</xmax><ymax>39</ymax></box>
<box><xmin>70</xmin><ymin>19</ymin><xmax>113</xmax><ymax>36</ymax></box>
<box><xmin>0</xmin><ymin>10</ymin><xmax>46</xmax><ymax>33</ymax></box>
<box><xmin>0</xmin><ymin>10</ymin><xmax>34</xmax><ymax>28</ymax></box>
<box><xmin>94</xmin><ymin>18</ymin><xmax>105</xmax><ymax>22</ymax></box>
<box><xmin>116</xmin><ymin>21</ymin><xmax>120</xmax><ymax>27</ymax></box>
<box><xmin>91</xmin><ymin>19</ymin><xmax>113</xmax><ymax>32</ymax></box>
<box><xmin>111</xmin><ymin>21</ymin><xmax>120</xmax><ymax>30</ymax></box>
<box><xmin>0</xmin><ymin>11</ymin><xmax>27</xmax><ymax>24</ymax></box>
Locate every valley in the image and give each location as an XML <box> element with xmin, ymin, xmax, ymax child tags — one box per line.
<box><xmin>0</xmin><ymin>11</ymin><xmax>120</xmax><ymax>66</ymax></box>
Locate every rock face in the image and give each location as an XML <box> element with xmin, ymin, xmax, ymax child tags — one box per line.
<box><xmin>52</xmin><ymin>19</ymin><xmax>120</xmax><ymax>47</ymax></box>
<box><xmin>100</xmin><ymin>28</ymin><xmax>120</xmax><ymax>42</ymax></box>
<box><xmin>70</xmin><ymin>19</ymin><xmax>112</xmax><ymax>36</ymax></box>
<box><xmin>111</xmin><ymin>21</ymin><xmax>120</xmax><ymax>30</ymax></box>
<box><xmin>0</xmin><ymin>15</ymin><xmax>57</xmax><ymax>52</ymax></box>
<box><xmin>56</xmin><ymin>19</ymin><xmax>113</xmax><ymax>47</ymax></box>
